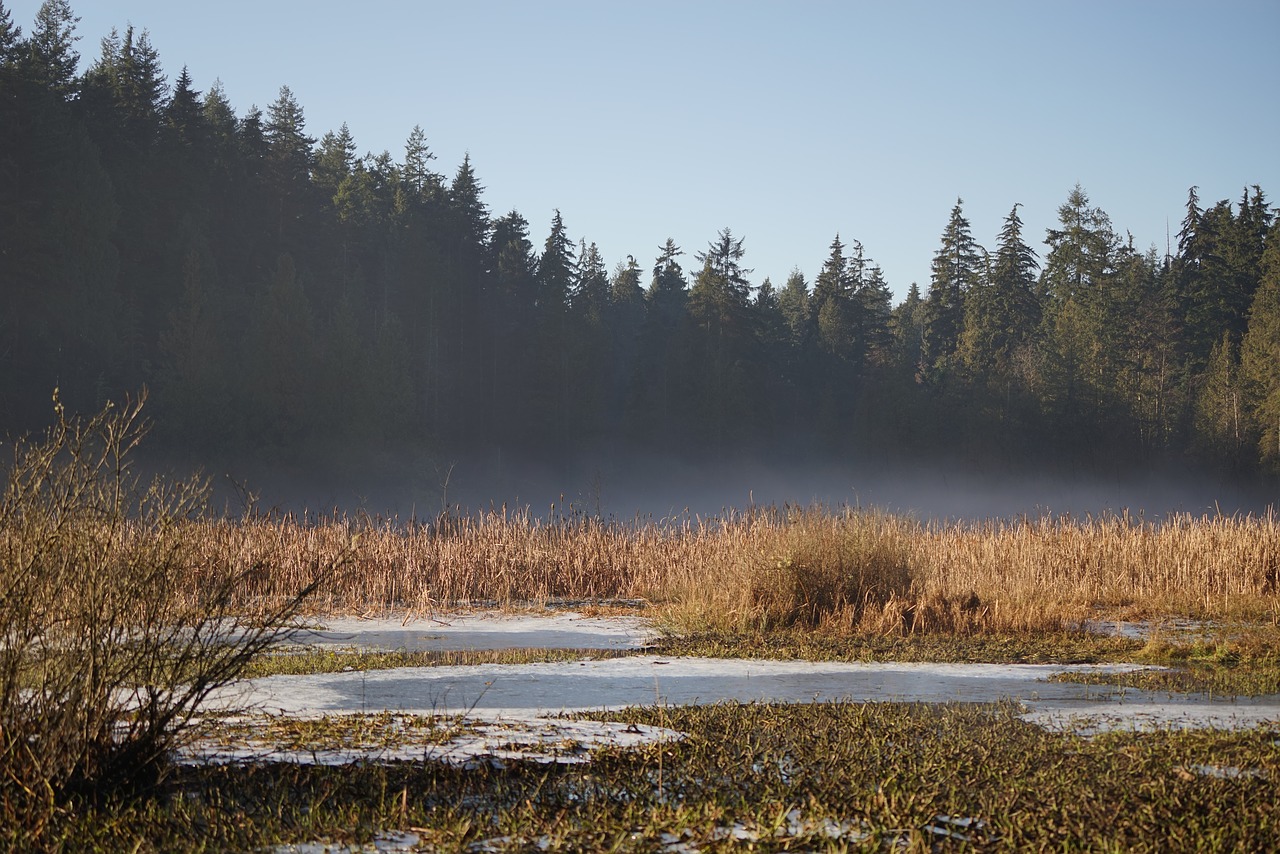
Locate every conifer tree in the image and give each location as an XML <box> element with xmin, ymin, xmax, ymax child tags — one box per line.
<box><xmin>688</xmin><ymin>229</ymin><xmax>756</xmax><ymax>448</ymax></box>
<box><xmin>1194</xmin><ymin>332</ymin><xmax>1247</xmax><ymax>465</ymax></box>
<box><xmin>0</xmin><ymin>1</ymin><xmax>23</xmax><ymax>64</ymax></box>
<box><xmin>403</xmin><ymin>124</ymin><xmax>442</xmax><ymax>199</ymax></box>
<box><xmin>961</xmin><ymin>203</ymin><xmax>1040</xmax><ymax>379</ymax></box>
<box><xmin>921</xmin><ymin>199</ymin><xmax>983</xmax><ymax>377</ymax></box>
<box><xmin>201</xmin><ymin>79</ymin><xmax>236</xmax><ymax>148</ymax></box>
<box><xmin>857</xmin><ymin>262</ymin><xmax>894</xmax><ymax>367</ymax></box>
<box><xmin>164</xmin><ymin>66</ymin><xmax>204</xmax><ymax>148</ymax></box>
<box><xmin>25</xmin><ymin>0</ymin><xmax>79</xmax><ymax>96</ymax></box>
<box><xmin>813</xmin><ymin>235</ymin><xmax>855</xmax><ymax>360</ymax></box>
<box><xmin>890</xmin><ymin>282</ymin><xmax>925</xmax><ymax>375</ymax></box>
<box><xmin>83</xmin><ymin>25</ymin><xmax>166</xmax><ymax>144</ymax></box>
<box><xmin>314</xmin><ymin>123</ymin><xmax>356</xmax><ymax>196</ymax></box>
<box><xmin>263</xmin><ymin>85</ymin><xmax>315</xmax><ymax>249</ymax></box>
<box><xmin>1038</xmin><ymin>185</ymin><xmax>1121</xmax><ymax>440</ymax></box>
<box><xmin>778</xmin><ymin>269</ymin><xmax>811</xmax><ymax>351</ymax></box>
<box><xmin>629</xmin><ymin>239</ymin><xmax>690</xmax><ymax>440</ymax></box>
<box><xmin>1240</xmin><ymin>221</ymin><xmax>1280</xmax><ymax>471</ymax></box>
<box><xmin>572</xmin><ymin>240</ymin><xmax>610</xmax><ymax>324</ymax></box>
<box><xmin>448</xmin><ymin>152</ymin><xmax>490</xmax><ymax>253</ymax></box>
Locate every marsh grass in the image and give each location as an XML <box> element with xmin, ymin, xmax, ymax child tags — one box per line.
<box><xmin>20</xmin><ymin>702</ymin><xmax>1279</xmax><ymax>852</ymax></box>
<box><xmin>152</xmin><ymin>502</ymin><xmax>1279</xmax><ymax>639</ymax></box>
<box><xmin>1046</xmin><ymin>623</ymin><xmax>1280</xmax><ymax>696</ymax></box>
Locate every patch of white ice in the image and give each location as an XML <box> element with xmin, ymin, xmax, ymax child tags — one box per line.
<box><xmin>205</xmin><ymin>655</ymin><xmax>1280</xmax><ymax>733</ymax></box>
<box><xmin>283</xmin><ymin>612</ymin><xmax>659</xmax><ymax>653</ymax></box>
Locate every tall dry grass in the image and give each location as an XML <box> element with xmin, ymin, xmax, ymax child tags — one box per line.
<box><xmin>146</xmin><ymin>502</ymin><xmax>1280</xmax><ymax>636</ymax></box>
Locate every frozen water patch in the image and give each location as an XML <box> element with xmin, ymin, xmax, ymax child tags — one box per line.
<box><xmin>1078</xmin><ymin>618</ymin><xmax>1219</xmax><ymax>641</ymax></box>
<box><xmin>183</xmin><ymin>715</ymin><xmax>681</xmax><ymax>768</ymax></box>
<box><xmin>207</xmin><ymin>655</ymin><xmax>1280</xmax><ymax>733</ymax></box>
<box><xmin>284</xmin><ymin>611</ymin><xmax>659</xmax><ymax>653</ymax></box>
<box><xmin>272</xmin><ymin>831</ymin><xmax>419</xmax><ymax>853</ymax></box>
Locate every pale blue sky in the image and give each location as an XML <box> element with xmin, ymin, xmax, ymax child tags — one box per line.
<box><xmin>10</xmin><ymin>0</ymin><xmax>1279</xmax><ymax>300</ymax></box>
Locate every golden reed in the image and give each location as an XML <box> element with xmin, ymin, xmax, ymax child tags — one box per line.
<box><xmin>154</xmin><ymin>505</ymin><xmax>1280</xmax><ymax>635</ymax></box>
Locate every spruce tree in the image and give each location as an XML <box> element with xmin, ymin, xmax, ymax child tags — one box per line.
<box><xmin>778</xmin><ymin>269</ymin><xmax>812</xmax><ymax>351</ymax></box>
<box><xmin>0</xmin><ymin>1</ymin><xmax>22</xmax><ymax>64</ymax></box>
<box><xmin>25</xmin><ymin>0</ymin><xmax>79</xmax><ymax>97</ymax></box>
<box><xmin>961</xmin><ymin>203</ymin><xmax>1040</xmax><ymax>379</ymax></box>
<box><xmin>688</xmin><ymin>229</ymin><xmax>756</xmax><ymax>448</ymax></box>
<box><xmin>1038</xmin><ymin>185</ymin><xmax>1121</xmax><ymax>443</ymax></box>
<box><xmin>629</xmin><ymin>239</ymin><xmax>690</xmax><ymax>440</ymax></box>
<box><xmin>165</xmin><ymin>66</ymin><xmax>204</xmax><ymax>148</ymax></box>
<box><xmin>403</xmin><ymin>124</ymin><xmax>442</xmax><ymax>199</ymax></box>
<box><xmin>812</xmin><ymin>235</ymin><xmax>854</xmax><ymax>360</ymax></box>
<box><xmin>921</xmin><ymin>198</ymin><xmax>983</xmax><ymax>378</ymax></box>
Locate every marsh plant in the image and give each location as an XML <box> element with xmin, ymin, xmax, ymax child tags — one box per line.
<box><xmin>0</xmin><ymin>393</ymin><xmax>338</xmax><ymax>841</ymax></box>
<box><xmin>179</xmin><ymin>501</ymin><xmax>1280</xmax><ymax>638</ymax></box>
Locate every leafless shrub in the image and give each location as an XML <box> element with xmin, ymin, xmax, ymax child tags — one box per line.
<box><xmin>0</xmin><ymin>392</ymin><xmax>338</xmax><ymax>839</ymax></box>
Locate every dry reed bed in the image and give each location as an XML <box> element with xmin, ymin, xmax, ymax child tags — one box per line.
<box><xmin>153</xmin><ymin>507</ymin><xmax>1280</xmax><ymax>635</ymax></box>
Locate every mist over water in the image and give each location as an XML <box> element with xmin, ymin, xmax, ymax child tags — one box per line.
<box><xmin>203</xmin><ymin>448</ymin><xmax>1277</xmax><ymax>523</ymax></box>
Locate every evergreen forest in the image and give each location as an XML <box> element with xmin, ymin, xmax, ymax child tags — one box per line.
<box><xmin>3</xmin><ymin>2</ymin><xmax>1279</xmax><ymax>489</ymax></box>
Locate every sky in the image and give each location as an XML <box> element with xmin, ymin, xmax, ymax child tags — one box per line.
<box><xmin>8</xmin><ymin>0</ymin><xmax>1280</xmax><ymax>302</ymax></box>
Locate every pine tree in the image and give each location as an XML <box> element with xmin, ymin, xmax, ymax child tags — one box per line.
<box><xmin>314</xmin><ymin>123</ymin><xmax>356</xmax><ymax>197</ymax></box>
<box><xmin>448</xmin><ymin>153</ymin><xmax>490</xmax><ymax>248</ymax></box>
<box><xmin>778</xmin><ymin>269</ymin><xmax>811</xmax><ymax>351</ymax></box>
<box><xmin>1043</xmin><ymin>184</ymin><xmax>1117</xmax><ymax>308</ymax></box>
<box><xmin>921</xmin><ymin>198</ymin><xmax>983</xmax><ymax>377</ymax></box>
<box><xmin>890</xmin><ymin>282</ymin><xmax>925</xmax><ymax>375</ymax></box>
<box><xmin>812</xmin><ymin>235</ymin><xmax>855</xmax><ymax>360</ymax></box>
<box><xmin>83</xmin><ymin>25</ymin><xmax>166</xmax><ymax>145</ymax></box>
<box><xmin>164</xmin><ymin>66</ymin><xmax>204</xmax><ymax>148</ymax></box>
<box><xmin>24</xmin><ymin>0</ymin><xmax>79</xmax><ymax>96</ymax></box>
<box><xmin>629</xmin><ymin>239</ymin><xmax>690</xmax><ymax>440</ymax></box>
<box><xmin>961</xmin><ymin>203</ymin><xmax>1040</xmax><ymax>379</ymax></box>
<box><xmin>202</xmin><ymin>79</ymin><xmax>236</xmax><ymax>143</ymax></box>
<box><xmin>857</xmin><ymin>262</ymin><xmax>894</xmax><ymax>367</ymax></box>
<box><xmin>1037</xmin><ymin>185</ymin><xmax>1122</xmax><ymax>444</ymax></box>
<box><xmin>538</xmin><ymin>210</ymin><xmax>576</xmax><ymax>314</ymax></box>
<box><xmin>531</xmin><ymin>210</ymin><xmax>576</xmax><ymax>441</ymax></box>
<box><xmin>687</xmin><ymin>228</ymin><xmax>756</xmax><ymax>448</ymax></box>
<box><xmin>572</xmin><ymin>239</ymin><xmax>610</xmax><ymax>324</ymax></box>
<box><xmin>0</xmin><ymin>1</ymin><xmax>22</xmax><ymax>64</ymax></box>
<box><xmin>263</xmin><ymin>85</ymin><xmax>315</xmax><ymax>248</ymax></box>
<box><xmin>403</xmin><ymin>124</ymin><xmax>442</xmax><ymax>199</ymax></box>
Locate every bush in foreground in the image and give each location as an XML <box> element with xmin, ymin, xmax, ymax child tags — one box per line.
<box><xmin>0</xmin><ymin>392</ymin><xmax>336</xmax><ymax>843</ymax></box>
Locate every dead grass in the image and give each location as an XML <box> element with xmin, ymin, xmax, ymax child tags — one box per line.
<box><xmin>109</xmin><ymin>502</ymin><xmax>1280</xmax><ymax>638</ymax></box>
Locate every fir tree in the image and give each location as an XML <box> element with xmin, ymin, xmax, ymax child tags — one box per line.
<box><xmin>0</xmin><ymin>1</ymin><xmax>22</xmax><ymax>64</ymax></box>
<box><xmin>921</xmin><ymin>198</ymin><xmax>983</xmax><ymax>377</ymax></box>
<box><xmin>403</xmin><ymin>124</ymin><xmax>441</xmax><ymax>199</ymax></box>
<box><xmin>961</xmin><ymin>203</ymin><xmax>1040</xmax><ymax>378</ymax></box>
<box><xmin>25</xmin><ymin>0</ymin><xmax>79</xmax><ymax>96</ymax></box>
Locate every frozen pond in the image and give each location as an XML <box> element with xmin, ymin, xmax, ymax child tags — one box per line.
<box><xmin>286</xmin><ymin>612</ymin><xmax>658</xmax><ymax>652</ymax></box>
<box><xmin>222</xmin><ymin>658</ymin><xmax>1280</xmax><ymax>732</ymax></box>
<box><xmin>210</xmin><ymin>613</ymin><xmax>1280</xmax><ymax>734</ymax></box>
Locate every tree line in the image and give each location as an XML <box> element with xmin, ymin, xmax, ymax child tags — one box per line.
<box><xmin>2</xmin><ymin>1</ymin><xmax>1278</xmax><ymax>478</ymax></box>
